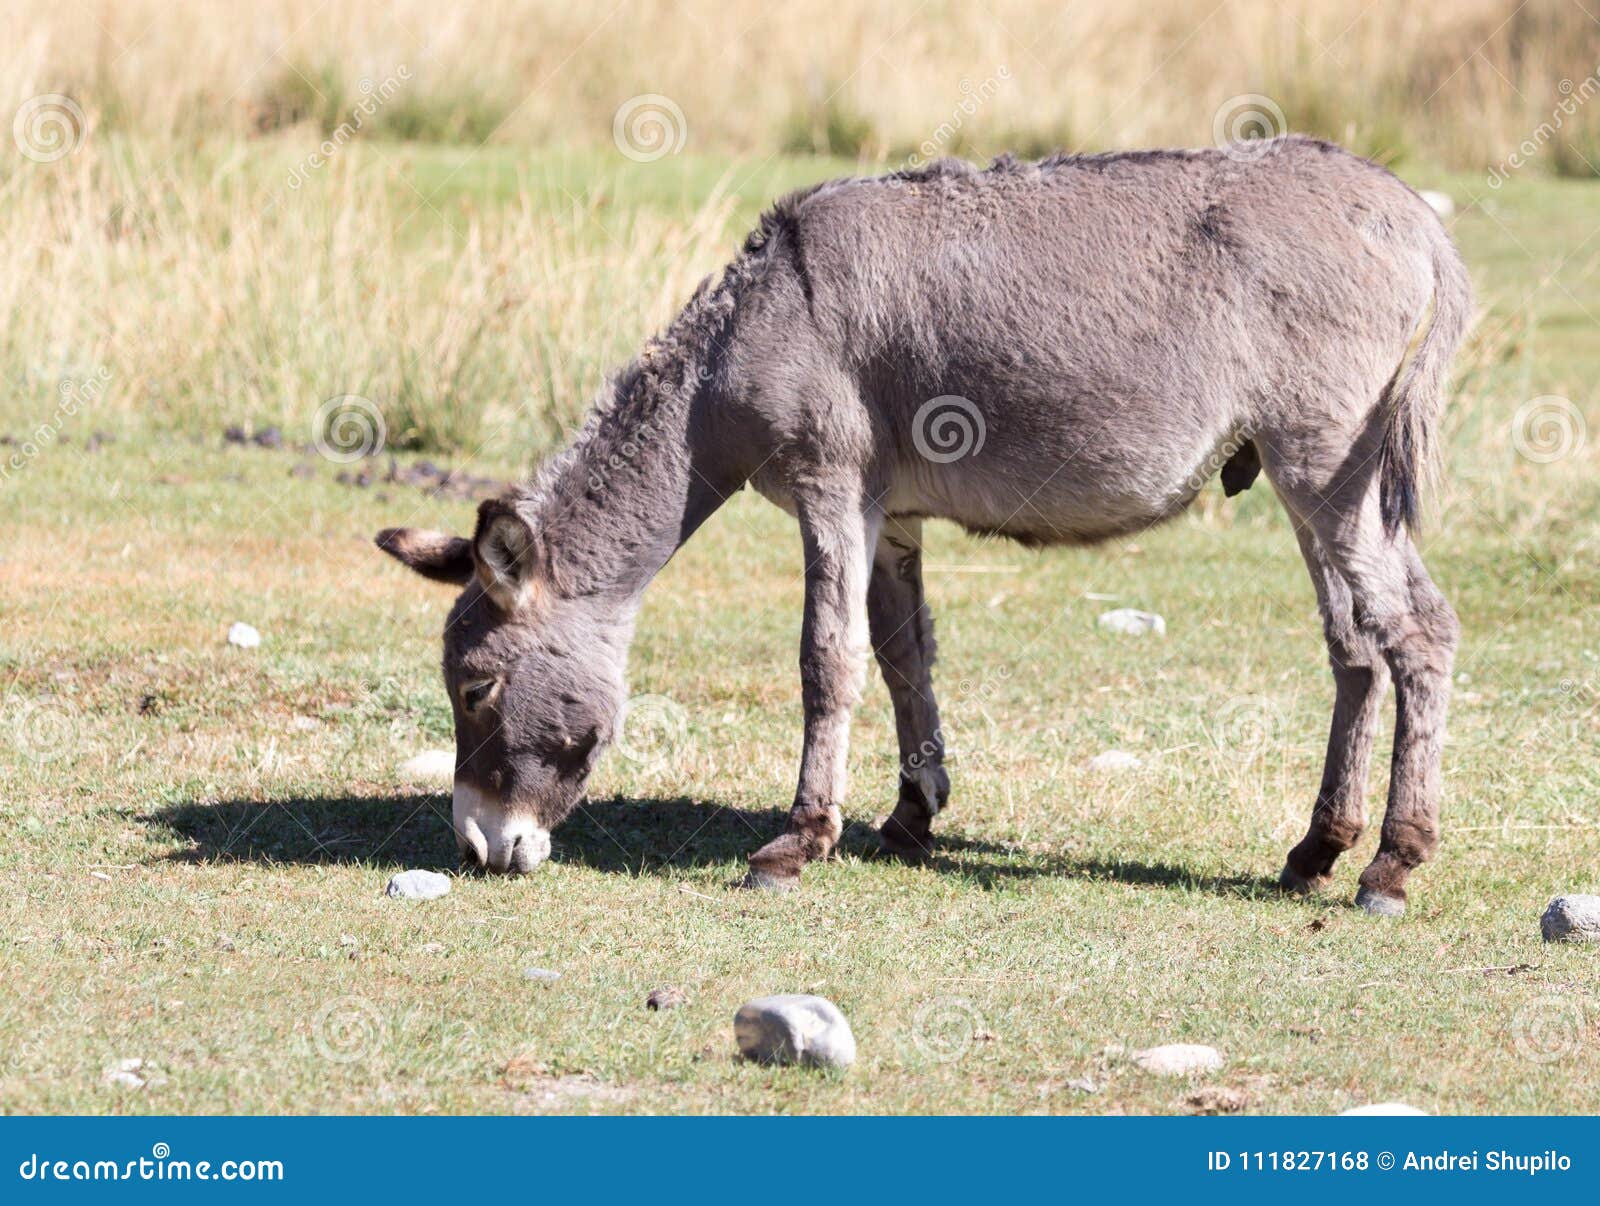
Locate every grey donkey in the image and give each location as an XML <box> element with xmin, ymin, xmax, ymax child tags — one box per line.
<box><xmin>377</xmin><ymin>136</ymin><xmax>1470</xmax><ymax>916</ymax></box>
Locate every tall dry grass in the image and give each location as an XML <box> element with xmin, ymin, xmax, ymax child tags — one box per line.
<box><xmin>4</xmin><ymin>0</ymin><xmax>1599</xmax><ymax>171</ymax></box>
<box><xmin>0</xmin><ymin>140</ymin><xmax>741</xmax><ymax>462</ymax></box>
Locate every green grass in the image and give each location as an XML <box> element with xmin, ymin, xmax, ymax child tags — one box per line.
<box><xmin>1</xmin><ymin>145</ymin><xmax>1597</xmax><ymax>1115</ymax></box>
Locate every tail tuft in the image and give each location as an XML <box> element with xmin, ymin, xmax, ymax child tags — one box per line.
<box><xmin>1378</xmin><ymin>224</ymin><xmax>1473</xmax><ymax>536</ymax></box>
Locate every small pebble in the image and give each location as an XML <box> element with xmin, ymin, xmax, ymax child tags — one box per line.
<box><xmin>1087</xmin><ymin>749</ymin><xmax>1142</xmax><ymax>772</ymax></box>
<box><xmin>103</xmin><ymin>1058</ymin><xmax>155</xmax><ymax>1089</ymax></box>
<box><xmin>1341</xmin><ymin>1102</ymin><xmax>1428</xmax><ymax>1116</ymax></box>
<box><xmin>1419</xmin><ymin>190</ymin><xmax>1455</xmax><ymax>220</ymax></box>
<box><xmin>226</xmin><ymin>621</ymin><xmax>261</xmax><ymax>649</ymax></box>
<box><xmin>1097</xmin><ymin>608</ymin><xmax>1165</xmax><ymax>637</ymax></box>
<box><xmin>1540</xmin><ymin>894</ymin><xmax>1600</xmax><ymax>943</ymax></box>
<box><xmin>647</xmin><ymin>986</ymin><xmax>689</xmax><ymax>1011</ymax></box>
<box><xmin>386</xmin><ymin>869</ymin><xmax>451</xmax><ymax>900</ymax></box>
<box><xmin>399</xmin><ymin>749</ymin><xmax>455</xmax><ymax>784</ymax></box>
<box><xmin>734</xmin><ymin>994</ymin><xmax>856</xmax><ymax>1070</ymax></box>
<box><xmin>523</xmin><ymin>967</ymin><xmax>561</xmax><ymax>984</ymax></box>
<box><xmin>1131</xmin><ymin>1043</ymin><xmax>1224</xmax><ymax>1076</ymax></box>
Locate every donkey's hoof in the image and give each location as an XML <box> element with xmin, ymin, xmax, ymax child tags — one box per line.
<box><xmin>743</xmin><ymin>834</ymin><xmax>806</xmax><ymax>892</ymax></box>
<box><xmin>740</xmin><ymin>867</ymin><xmax>799</xmax><ymax>893</ymax></box>
<box><xmin>1278</xmin><ymin>864</ymin><xmax>1332</xmax><ymax>896</ymax></box>
<box><xmin>876</xmin><ymin>815</ymin><xmax>934</xmax><ymax>863</ymax></box>
<box><xmin>1354</xmin><ymin>887</ymin><xmax>1406</xmax><ymax>917</ymax></box>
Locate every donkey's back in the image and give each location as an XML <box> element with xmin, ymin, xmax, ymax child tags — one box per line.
<box><xmin>739</xmin><ymin>136</ymin><xmax>1467</xmax><ymax>548</ymax></box>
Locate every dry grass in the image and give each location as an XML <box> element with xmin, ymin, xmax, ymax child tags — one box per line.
<box><xmin>6</xmin><ymin>0</ymin><xmax>1600</xmax><ymax>171</ymax></box>
<box><xmin>0</xmin><ymin>139</ymin><xmax>756</xmax><ymax>460</ymax></box>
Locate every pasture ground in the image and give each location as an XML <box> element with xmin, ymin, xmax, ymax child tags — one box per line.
<box><xmin>2</xmin><ymin>146</ymin><xmax>1597</xmax><ymax>1114</ymax></box>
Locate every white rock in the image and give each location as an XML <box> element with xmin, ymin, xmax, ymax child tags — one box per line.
<box><xmin>1097</xmin><ymin>608</ymin><xmax>1166</xmax><ymax>637</ymax></box>
<box><xmin>398</xmin><ymin>749</ymin><xmax>455</xmax><ymax>784</ymax></box>
<box><xmin>735</xmin><ymin>994</ymin><xmax>856</xmax><ymax>1070</ymax></box>
<box><xmin>226</xmin><ymin>621</ymin><xmax>261</xmax><ymax>649</ymax></box>
<box><xmin>386</xmin><ymin>869</ymin><xmax>451</xmax><ymax>900</ymax></box>
<box><xmin>1087</xmin><ymin>749</ymin><xmax>1142</xmax><ymax>772</ymax></box>
<box><xmin>104</xmin><ymin>1058</ymin><xmax>144</xmax><ymax>1088</ymax></box>
<box><xmin>522</xmin><ymin>967</ymin><xmax>561</xmax><ymax>983</ymax></box>
<box><xmin>1541</xmin><ymin>894</ymin><xmax>1600</xmax><ymax>943</ymax></box>
<box><xmin>1419</xmin><ymin>190</ymin><xmax>1455</xmax><ymax>220</ymax></box>
<box><xmin>1341</xmin><ymin>1102</ymin><xmax>1429</xmax><ymax>1116</ymax></box>
<box><xmin>1131</xmin><ymin>1043</ymin><xmax>1224</xmax><ymax>1076</ymax></box>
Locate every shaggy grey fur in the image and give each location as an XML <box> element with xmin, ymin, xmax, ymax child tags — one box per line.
<box><xmin>378</xmin><ymin>135</ymin><xmax>1470</xmax><ymax>912</ymax></box>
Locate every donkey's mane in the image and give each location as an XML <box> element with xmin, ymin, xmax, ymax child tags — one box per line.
<box><xmin>517</xmin><ymin>203</ymin><xmax>803</xmax><ymax>588</ymax></box>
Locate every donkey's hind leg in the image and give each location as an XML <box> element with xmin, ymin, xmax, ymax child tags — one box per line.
<box><xmin>868</xmin><ymin>517</ymin><xmax>948</xmax><ymax>861</ymax></box>
<box><xmin>1355</xmin><ymin>539</ymin><xmax>1458</xmax><ymax>914</ymax></box>
<box><xmin>1280</xmin><ymin>517</ymin><xmax>1390</xmax><ymax>895</ymax></box>
<box><xmin>1287</xmin><ymin>494</ymin><xmax>1458</xmax><ymax>916</ymax></box>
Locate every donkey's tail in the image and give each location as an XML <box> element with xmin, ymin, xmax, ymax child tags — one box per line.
<box><xmin>1378</xmin><ymin>223</ymin><xmax>1473</xmax><ymax>536</ymax></box>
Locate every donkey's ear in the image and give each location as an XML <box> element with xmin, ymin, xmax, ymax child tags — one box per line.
<box><xmin>472</xmin><ymin>498</ymin><xmax>543</xmax><ymax>613</ymax></box>
<box><xmin>375</xmin><ymin>528</ymin><xmax>474</xmax><ymax>585</ymax></box>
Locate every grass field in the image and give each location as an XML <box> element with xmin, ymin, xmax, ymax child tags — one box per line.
<box><xmin>2</xmin><ymin>134</ymin><xmax>1598</xmax><ymax>1114</ymax></box>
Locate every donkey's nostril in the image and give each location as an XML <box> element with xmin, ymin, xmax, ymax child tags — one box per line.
<box><xmin>453</xmin><ymin>780</ymin><xmax>550</xmax><ymax>874</ymax></box>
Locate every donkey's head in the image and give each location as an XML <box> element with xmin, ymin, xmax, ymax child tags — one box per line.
<box><xmin>376</xmin><ymin>497</ymin><xmax>625</xmax><ymax>873</ymax></box>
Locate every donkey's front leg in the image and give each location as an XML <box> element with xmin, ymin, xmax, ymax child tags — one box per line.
<box><xmin>745</xmin><ymin>496</ymin><xmax>880</xmax><ymax>891</ymax></box>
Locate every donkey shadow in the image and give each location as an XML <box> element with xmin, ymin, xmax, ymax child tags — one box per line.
<box><xmin>145</xmin><ymin>791</ymin><xmax>1280</xmax><ymax>899</ymax></box>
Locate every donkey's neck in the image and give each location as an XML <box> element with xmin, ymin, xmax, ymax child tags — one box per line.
<box><xmin>531</xmin><ymin>334</ymin><xmax>732</xmax><ymax>604</ymax></box>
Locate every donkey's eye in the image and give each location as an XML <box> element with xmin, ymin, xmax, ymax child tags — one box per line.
<box><xmin>460</xmin><ymin>679</ymin><xmax>499</xmax><ymax>712</ymax></box>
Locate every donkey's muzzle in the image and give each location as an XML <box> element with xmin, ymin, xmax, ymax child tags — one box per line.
<box><xmin>452</xmin><ymin>780</ymin><xmax>551</xmax><ymax>874</ymax></box>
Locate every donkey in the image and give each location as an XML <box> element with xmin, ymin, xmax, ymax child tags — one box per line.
<box><xmin>377</xmin><ymin>136</ymin><xmax>1470</xmax><ymax>915</ymax></box>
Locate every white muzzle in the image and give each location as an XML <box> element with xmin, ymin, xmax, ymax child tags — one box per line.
<box><xmin>452</xmin><ymin>780</ymin><xmax>551</xmax><ymax>874</ymax></box>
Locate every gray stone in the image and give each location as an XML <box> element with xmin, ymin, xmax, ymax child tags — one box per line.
<box><xmin>103</xmin><ymin>1058</ymin><xmax>146</xmax><ymax>1089</ymax></box>
<box><xmin>522</xmin><ymin>967</ymin><xmax>561</xmax><ymax>984</ymax></box>
<box><xmin>1086</xmin><ymin>749</ymin><xmax>1142</xmax><ymax>772</ymax></box>
<box><xmin>1341</xmin><ymin>1102</ymin><xmax>1428</xmax><ymax>1116</ymax></box>
<box><xmin>1418</xmin><ymin>190</ymin><xmax>1455</xmax><ymax>220</ymax></box>
<box><xmin>1541</xmin><ymin>894</ymin><xmax>1600</xmax><ymax>943</ymax></box>
<box><xmin>385</xmin><ymin>869</ymin><xmax>451</xmax><ymax>900</ymax></box>
<box><xmin>398</xmin><ymin>749</ymin><xmax>454</xmax><ymax>784</ymax></box>
<box><xmin>647</xmin><ymin>986</ymin><xmax>689</xmax><ymax>1010</ymax></box>
<box><xmin>1097</xmin><ymin>608</ymin><xmax>1165</xmax><ymax>636</ymax></box>
<box><xmin>734</xmin><ymin>994</ymin><xmax>856</xmax><ymax>1070</ymax></box>
<box><xmin>1131</xmin><ymin>1043</ymin><xmax>1224</xmax><ymax>1076</ymax></box>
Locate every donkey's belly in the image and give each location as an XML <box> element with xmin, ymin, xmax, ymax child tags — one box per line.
<box><xmin>882</xmin><ymin>415</ymin><xmax>1230</xmax><ymax>547</ymax></box>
